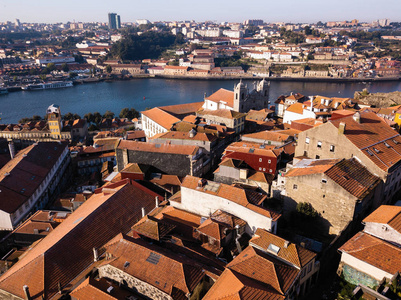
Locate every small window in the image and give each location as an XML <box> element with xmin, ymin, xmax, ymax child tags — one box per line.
<box><xmin>316</xmin><ymin>155</ymin><xmax>320</xmax><ymax>159</ymax></box>
<box><xmin>268</xmin><ymin>159</ymin><xmax>271</xmax><ymax>163</ymax></box>
<box><xmin>263</xmin><ymin>168</ymin><xmax>266</xmax><ymax>171</ymax></box>
<box><xmin>330</xmin><ymin>145</ymin><xmax>335</xmax><ymax>152</ymax></box>
<box><xmin>317</xmin><ymin>141</ymin><xmax>322</xmax><ymax>148</ymax></box>
<box><xmin>293</xmin><ymin>184</ymin><xmax>298</xmax><ymax>190</ymax></box>
<box><xmin>322</xmin><ymin>179</ymin><xmax>327</xmax><ymax>183</ymax></box>
<box><xmin>269</xmin><ymin>169</ymin><xmax>272</xmax><ymax>173</ymax></box>
<box><xmin>259</xmin><ymin>158</ymin><xmax>262</xmax><ymax>162</ymax></box>
<box><xmin>305</xmin><ymin>137</ymin><xmax>310</xmax><ymax>144</ymax></box>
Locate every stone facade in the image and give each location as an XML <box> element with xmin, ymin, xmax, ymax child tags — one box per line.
<box><xmin>283</xmin><ymin>170</ymin><xmax>382</xmax><ymax>235</ymax></box>
<box><xmin>116</xmin><ymin>147</ymin><xmax>206</xmax><ymax>178</ymax></box>
<box><xmin>98</xmin><ymin>265</ymin><xmax>173</xmax><ymax>300</ymax></box>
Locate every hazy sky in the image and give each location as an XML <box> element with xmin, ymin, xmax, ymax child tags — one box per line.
<box><xmin>1</xmin><ymin>0</ymin><xmax>400</xmax><ymax>24</ymax></box>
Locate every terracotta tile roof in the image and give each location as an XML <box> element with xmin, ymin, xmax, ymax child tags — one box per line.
<box><xmin>330</xmin><ymin>111</ymin><xmax>401</xmax><ymax>171</ymax></box>
<box><xmin>205</xmin><ymin>88</ymin><xmax>235</xmax><ymax>108</ymax></box>
<box><xmin>150</xmin><ymin>174</ymin><xmax>182</xmax><ymax>189</ymax></box>
<box><xmin>101</xmin><ymin>233</ymin><xmax>206</xmax><ymax>297</ymax></box>
<box><xmin>284</xmin><ymin>159</ymin><xmax>341</xmax><ymax>177</ymax></box>
<box><xmin>0</xmin><ymin>180</ymin><xmax>162</xmax><ymax>300</ymax></box>
<box><xmin>242</xmin><ymin>131</ymin><xmax>291</xmax><ymax>143</ymax></box>
<box><xmin>197</xmin><ymin>108</ymin><xmax>246</xmax><ymax>120</ymax></box>
<box><xmin>120</xmin><ymin>163</ymin><xmax>149</xmax><ymax>174</ymax></box>
<box><xmin>363</xmin><ymin>205</ymin><xmax>401</xmax><ymax>234</ymax></box>
<box><xmin>224</xmin><ymin>141</ymin><xmax>277</xmax><ymax>157</ymax></box>
<box><xmin>0</xmin><ymin>142</ymin><xmax>68</xmax><ymax>214</ymax></box>
<box><xmin>246</xmin><ymin>109</ymin><xmax>274</xmax><ymax>121</ymax></box>
<box><xmin>152</xmin><ymin>205</ymin><xmax>202</xmax><ymax>228</ymax></box>
<box><xmin>118</xmin><ymin>140</ymin><xmax>199</xmax><ymax>156</ymax></box>
<box><xmin>250</xmin><ymin>228</ymin><xmax>316</xmax><ymax>268</ymax></box>
<box><xmin>70</xmin><ymin>277</ymin><xmax>131</xmax><ymax>300</ymax></box>
<box><xmin>181</xmin><ymin>176</ymin><xmax>281</xmax><ymax>221</ymax></box>
<box><xmin>339</xmin><ymin>231</ymin><xmax>401</xmax><ymax>276</ymax></box>
<box><xmin>150</xmin><ymin>130</ymin><xmax>217</xmax><ymax>142</ymax></box>
<box><xmin>226</xmin><ymin>246</ymin><xmax>299</xmax><ymax>295</ymax></box>
<box><xmin>203</xmin><ymin>268</ymin><xmax>285</xmax><ymax>300</ymax></box>
<box><xmin>141</xmin><ymin>107</ymin><xmax>180</xmax><ymax>130</ymax></box>
<box><xmin>324</xmin><ymin>158</ymin><xmax>381</xmax><ymax>199</ymax></box>
<box><xmin>210</xmin><ymin>210</ymin><xmax>247</xmax><ymax>228</ymax></box>
<box><xmin>131</xmin><ymin>215</ymin><xmax>176</xmax><ymax>241</ymax></box>
<box><xmin>159</xmin><ymin>102</ymin><xmax>204</xmax><ymax>117</ymax></box>
<box><xmin>285</xmin><ymin>103</ymin><xmax>305</xmax><ymax>114</ymax></box>
<box><xmin>126</xmin><ymin>130</ymin><xmax>146</xmax><ymax>140</ymax></box>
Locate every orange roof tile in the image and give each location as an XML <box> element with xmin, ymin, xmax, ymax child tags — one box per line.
<box><xmin>284</xmin><ymin>159</ymin><xmax>341</xmax><ymax>177</ymax></box>
<box><xmin>330</xmin><ymin>111</ymin><xmax>401</xmax><ymax>171</ymax></box>
<box><xmin>181</xmin><ymin>176</ymin><xmax>280</xmax><ymax>221</ymax></box>
<box><xmin>0</xmin><ymin>180</ymin><xmax>162</xmax><ymax>300</ymax></box>
<box><xmin>363</xmin><ymin>205</ymin><xmax>401</xmax><ymax>234</ymax></box>
<box><xmin>339</xmin><ymin>231</ymin><xmax>401</xmax><ymax>276</ymax></box>
<box><xmin>324</xmin><ymin>158</ymin><xmax>381</xmax><ymax>199</ymax></box>
<box><xmin>242</xmin><ymin>131</ymin><xmax>291</xmax><ymax>143</ymax></box>
<box><xmin>285</xmin><ymin>103</ymin><xmax>305</xmax><ymax>114</ymax></box>
<box><xmin>250</xmin><ymin>228</ymin><xmax>316</xmax><ymax>268</ymax></box>
<box><xmin>141</xmin><ymin>107</ymin><xmax>180</xmax><ymax>130</ymax></box>
<box><xmin>203</xmin><ymin>268</ymin><xmax>285</xmax><ymax>300</ymax></box>
<box><xmin>101</xmin><ymin>233</ymin><xmax>207</xmax><ymax>297</ymax></box>
<box><xmin>118</xmin><ymin>140</ymin><xmax>199</xmax><ymax>156</ymax></box>
<box><xmin>205</xmin><ymin>88</ymin><xmax>235</xmax><ymax>108</ymax></box>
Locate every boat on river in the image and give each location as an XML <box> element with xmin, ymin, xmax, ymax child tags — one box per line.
<box><xmin>0</xmin><ymin>87</ymin><xmax>8</xmax><ymax>95</ymax></box>
<box><xmin>22</xmin><ymin>81</ymin><xmax>73</xmax><ymax>91</ymax></box>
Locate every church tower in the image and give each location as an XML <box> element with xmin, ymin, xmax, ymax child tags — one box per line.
<box><xmin>233</xmin><ymin>80</ymin><xmax>247</xmax><ymax>112</ymax></box>
<box><xmin>257</xmin><ymin>78</ymin><xmax>270</xmax><ymax>98</ymax></box>
<box><xmin>47</xmin><ymin>104</ymin><xmax>62</xmax><ymax>140</ymax></box>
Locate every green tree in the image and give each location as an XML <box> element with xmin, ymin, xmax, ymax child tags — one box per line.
<box><xmin>46</xmin><ymin>63</ymin><xmax>56</xmax><ymax>71</ymax></box>
<box><xmin>296</xmin><ymin>202</ymin><xmax>318</xmax><ymax>218</ymax></box>
<box><xmin>63</xmin><ymin>112</ymin><xmax>74</xmax><ymax>121</ymax></box>
<box><xmin>119</xmin><ymin>107</ymin><xmax>140</xmax><ymax>119</ymax></box>
<box><xmin>84</xmin><ymin>112</ymin><xmax>94</xmax><ymax>123</ymax></box>
<box><xmin>61</xmin><ymin>63</ymin><xmax>69</xmax><ymax>72</ymax></box>
<box><xmin>93</xmin><ymin>112</ymin><xmax>102</xmax><ymax>124</ymax></box>
<box><xmin>304</xmin><ymin>26</ymin><xmax>312</xmax><ymax>35</ymax></box>
<box><xmin>103</xmin><ymin>110</ymin><xmax>115</xmax><ymax>119</ymax></box>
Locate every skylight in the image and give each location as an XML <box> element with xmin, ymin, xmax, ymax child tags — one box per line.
<box><xmin>146</xmin><ymin>252</ymin><xmax>161</xmax><ymax>265</ymax></box>
<box><xmin>267</xmin><ymin>243</ymin><xmax>280</xmax><ymax>255</ymax></box>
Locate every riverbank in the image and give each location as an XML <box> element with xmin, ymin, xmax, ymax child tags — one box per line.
<box><xmin>3</xmin><ymin>73</ymin><xmax>400</xmax><ymax>93</ymax></box>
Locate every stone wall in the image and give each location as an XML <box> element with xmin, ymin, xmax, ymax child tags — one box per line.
<box><xmin>98</xmin><ymin>264</ymin><xmax>172</xmax><ymax>300</ymax></box>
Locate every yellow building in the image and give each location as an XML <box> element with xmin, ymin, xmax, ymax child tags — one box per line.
<box><xmin>47</xmin><ymin>104</ymin><xmax>62</xmax><ymax>139</ymax></box>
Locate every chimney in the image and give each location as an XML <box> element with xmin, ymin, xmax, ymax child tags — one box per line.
<box><xmin>23</xmin><ymin>285</ymin><xmax>31</xmax><ymax>300</ymax></box>
<box><xmin>353</xmin><ymin>111</ymin><xmax>361</xmax><ymax>123</ymax></box>
<box><xmin>141</xmin><ymin>207</ymin><xmax>146</xmax><ymax>217</ymax></box>
<box><xmin>338</xmin><ymin>122</ymin><xmax>346</xmax><ymax>134</ymax></box>
<box><xmin>155</xmin><ymin>196</ymin><xmax>159</xmax><ymax>207</ymax></box>
<box><xmin>8</xmin><ymin>142</ymin><xmax>16</xmax><ymax>160</ymax></box>
<box><xmin>284</xmin><ymin>241</ymin><xmax>290</xmax><ymax>248</ymax></box>
<box><xmin>93</xmin><ymin>247</ymin><xmax>99</xmax><ymax>262</ymax></box>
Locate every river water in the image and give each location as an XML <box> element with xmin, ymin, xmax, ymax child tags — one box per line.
<box><xmin>1</xmin><ymin>78</ymin><xmax>401</xmax><ymax>124</ymax></box>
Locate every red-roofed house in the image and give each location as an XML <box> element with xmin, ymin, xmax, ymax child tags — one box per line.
<box><xmin>295</xmin><ymin>111</ymin><xmax>401</xmax><ymax>203</ymax></box>
<box><xmin>170</xmin><ymin>176</ymin><xmax>281</xmax><ymax>235</ymax></box>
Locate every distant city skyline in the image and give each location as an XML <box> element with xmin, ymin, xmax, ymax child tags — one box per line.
<box><xmin>1</xmin><ymin>0</ymin><xmax>400</xmax><ymax>24</ymax></box>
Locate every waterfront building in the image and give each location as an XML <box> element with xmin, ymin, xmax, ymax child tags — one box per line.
<box><xmin>141</xmin><ymin>102</ymin><xmax>203</xmax><ymax>138</ymax></box>
<box><xmin>203</xmin><ymin>79</ymin><xmax>270</xmax><ymax>113</ymax></box>
<box><xmin>108</xmin><ymin>13</ymin><xmax>121</xmax><ymax>30</ymax></box>
<box><xmin>0</xmin><ymin>105</ymin><xmax>88</xmax><ymax>146</ymax></box>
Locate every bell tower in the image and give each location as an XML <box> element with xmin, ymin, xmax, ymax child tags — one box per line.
<box><xmin>47</xmin><ymin>104</ymin><xmax>62</xmax><ymax>140</ymax></box>
<box><xmin>233</xmin><ymin>80</ymin><xmax>247</xmax><ymax>112</ymax></box>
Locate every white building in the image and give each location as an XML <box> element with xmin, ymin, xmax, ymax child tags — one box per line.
<box><xmin>170</xmin><ymin>176</ymin><xmax>281</xmax><ymax>235</ymax></box>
